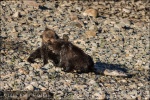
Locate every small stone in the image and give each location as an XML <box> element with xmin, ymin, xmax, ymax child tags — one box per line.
<box><xmin>85</xmin><ymin>30</ymin><xmax>97</xmax><ymax>38</ymax></box>
<box><xmin>31</xmin><ymin>63</ymin><xmax>42</xmax><ymax>69</ymax></box>
<box><xmin>89</xmin><ymin>79</ymin><xmax>97</xmax><ymax>85</ymax></box>
<box><xmin>9</xmin><ymin>31</ymin><xmax>18</xmax><ymax>38</ymax></box>
<box><xmin>18</xmin><ymin>68</ymin><xmax>28</xmax><ymax>75</ymax></box>
<box><xmin>93</xmin><ymin>92</ymin><xmax>105</xmax><ymax>99</ymax></box>
<box><xmin>103</xmin><ymin>19</ymin><xmax>111</xmax><ymax>25</ymax></box>
<box><xmin>120</xmin><ymin>18</ymin><xmax>130</xmax><ymax>27</ymax></box>
<box><xmin>70</xmin><ymin>13</ymin><xmax>78</xmax><ymax>21</ymax></box>
<box><xmin>42</xmin><ymin>11</ymin><xmax>50</xmax><ymax>17</ymax></box>
<box><xmin>123</xmin><ymin>94</ymin><xmax>132</xmax><ymax>99</ymax></box>
<box><xmin>23</xmin><ymin>1</ymin><xmax>39</xmax><ymax>8</ymax></box>
<box><xmin>73</xmin><ymin>84</ymin><xmax>86</xmax><ymax>90</ymax></box>
<box><xmin>113</xmin><ymin>54</ymin><xmax>117</xmax><ymax>57</ymax></box>
<box><xmin>25</xmin><ymin>84</ymin><xmax>34</xmax><ymax>90</ymax></box>
<box><xmin>25</xmin><ymin>75</ymin><xmax>32</xmax><ymax>81</ymax></box>
<box><xmin>129</xmin><ymin>84</ymin><xmax>137</xmax><ymax>89</ymax></box>
<box><xmin>134</xmin><ymin>22</ymin><xmax>144</xmax><ymax>28</ymax></box>
<box><xmin>32</xmin><ymin>23</ymin><xmax>40</xmax><ymax>27</ymax></box>
<box><xmin>120</xmin><ymin>79</ymin><xmax>127</xmax><ymax>83</ymax></box>
<box><xmin>39</xmin><ymin>85</ymin><xmax>47</xmax><ymax>91</ymax></box>
<box><xmin>138</xmin><ymin>83</ymin><xmax>144</xmax><ymax>87</ymax></box>
<box><xmin>1</xmin><ymin>72</ymin><xmax>15</xmax><ymax>79</ymax></box>
<box><xmin>20</xmin><ymin>11</ymin><xmax>26</xmax><ymax>16</ymax></box>
<box><xmin>137</xmin><ymin>95</ymin><xmax>142</xmax><ymax>100</ymax></box>
<box><xmin>3</xmin><ymin>83</ymin><xmax>10</xmax><ymax>90</ymax></box>
<box><xmin>12</xmin><ymin>11</ymin><xmax>20</xmax><ymax>18</ymax></box>
<box><xmin>28</xmin><ymin>66</ymin><xmax>34</xmax><ymax>71</ymax></box>
<box><xmin>0</xmin><ymin>82</ymin><xmax>5</xmax><ymax>90</ymax></box>
<box><xmin>22</xmin><ymin>94</ymin><xmax>28</xmax><ymax>100</ymax></box>
<box><xmin>122</xmin><ymin>8</ymin><xmax>131</xmax><ymax>13</ymax></box>
<box><xmin>114</xmin><ymin>24</ymin><xmax>122</xmax><ymax>31</ymax></box>
<box><xmin>29</xmin><ymin>71</ymin><xmax>35</xmax><ymax>77</ymax></box>
<box><xmin>56</xmin><ymin>91</ymin><xmax>64</xmax><ymax>97</ymax></box>
<box><xmin>36</xmin><ymin>68</ymin><xmax>44</xmax><ymax>75</ymax></box>
<box><xmin>41</xmin><ymin>74</ymin><xmax>49</xmax><ymax>80</ymax></box>
<box><xmin>83</xmin><ymin>9</ymin><xmax>98</xmax><ymax>18</ymax></box>
<box><xmin>70</xmin><ymin>21</ymin><xmax>82</xmax><ymax>28</ymax></box>
<box><xmin>1</xmin><ymin>32</ymin><xmax>7</xmax><ymax>37</ymax></box>
<box><xmin>43</xmin><ymin>64</ymin><xmax>51</xmax><ymax>69</ymax></box>
<box><xmin>104</xmin><ymin>69</ymin><xmax>127</xmax><ymax>76</ymax></box>
<box><xmin>143</xmin><ymin>63</ymin><xmax>150</xmax><ymax>69</ymax></box>
<box><xmin>75</xmin><ymin>6</ymin><xmax>82</xmax><ymax>11</ymax></box>
<box><xmin>89</xmin><ymin>25</ymin><xmax>98</xmax><ymax>31</ymax></box>
<box><xmin>30</xmin><ymin>82</ymin><xmax>38</xmax><ymax>87</ymax></box>
<box><xmin>135</xmin><ymin>60</ymin><xmax>143</xmax><ymax>66</ymax></box>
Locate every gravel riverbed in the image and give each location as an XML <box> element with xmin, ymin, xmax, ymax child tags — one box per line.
<box><xmin>0</xmin><ymin>0</ymin><xmax>149</xmax><ymax>99</ymax></box>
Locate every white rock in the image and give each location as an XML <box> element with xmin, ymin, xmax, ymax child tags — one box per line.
<box><xmin>39</xmin><ymin>85</ymin><xmax>47</xmax><ymax>91</ymax></box>
<box><xmin>22</xmin><ymin>94</ymin><xmax>28</xmax><ymax>100</ymax></box>
<box><xmin>89</xmin><ymin>79</ymin><xmax>96</xmax><ymax>85</ymax></box>
<box><xmin>143</xmin><ymin>65</ymin><xmax>150</xmax><ymax>70</ymax></box>
<box><xmin>13</xmin><ymin>11</ymin><xmax>19</xmax><ymax>18</ymax></box>
<box><xmin>83</xmin><ymin>9</ymin><xmax>98</xmax><ymax>18</ymax></box>
<box><xmin>89</xmin><ymin>25</ymin><xmax>98</xmax><ymax>31</ymax></box>
<box><xmin>1</xmin><ymin>32</ymin><xmax>7</xmax><ymax>37</ymax></box>
<box><xmin>104</xmin><ymin>69</ymin><xmax>128</xmax><ymax>76</ymax></box>
<box><xmin>122</xmin><ymin>8</ymin><xmax>131</xmax><ymax>13</ymax></box>
<box><xmin>85</xmin><ymin>30</ymin><xmax>97</xmax><ymax>38</ymax></box>
<box><xmin>75</xmin><ymin>6</ymin><xmax>82</xmax><ymax>11</ymax></box>
<box><xmin>120</xmin><ymin>18</ymin><xmax>130</xmax><ymax>26</ymax></box>
<box><xmin>93</xmin><ymin>92</ymin><xmax>105</xmax><ymax>99</ymax></box>
<box><xmin>4</xmin><ymin>84</ymin><xmax>10</xmax><ymax>90</ymax></box>
<box><xmin>103</xmin><ymin>19</ymin><xmax>111</xmax><ymax>25</ymax></box>
<box><xmin>25</xmin><ymin>84</ymin><xmax>34</xmax><ymax>90</ymax></box>
<box><xmin>30</xmin><ymin>82</ymin><xmax>38</xmax><ymax>87</ymax></box>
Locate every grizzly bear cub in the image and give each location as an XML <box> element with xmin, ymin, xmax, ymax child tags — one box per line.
<box><xmin>48</xmin><ymin>38</ymin><xmax>94</xmax><ymax>73</ymax></box>
<box><xmin>27</xmin><ymin>28</ymin><xmax>68</xmax><ymax>66</ymax></box>
<box><xmin>28</xmin><ymin>28</ymin><xmax>94</xmax><ymax>73</ymax></box>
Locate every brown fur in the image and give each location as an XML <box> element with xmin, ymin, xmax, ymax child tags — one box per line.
<box><xmin>40</xmin><ymin>28</ymin><xmax>59</xmax><ymax>65</ymax></box>
<box><xmin>28</xmin><ymin>28</ymin><xmax>94</xmax><ymax>73</ymax></box>
<box><xmin>48</xmin><ymin>39</ymin><xmax>94</xmax><ymax>73</ymax></box>
<box><xmin>27</xmin><ymin>28</ymin><xmax>61</xmax><ymax>66</ymax></box>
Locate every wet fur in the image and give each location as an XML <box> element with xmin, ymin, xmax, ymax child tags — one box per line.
<box><xmin>27</xmin><ymin>28</ymin><xmax>61</xmax><ymax>66</ymax></box>
<box><xmin>27</xmin><ymin>28</ymin><xmax>94</xmax><ymax>73</ymax></box>
<box><xmin>27</xmin><ymin>47</ymin><xmax>60</xmax><ymax>66</ymax></box>
<box><xmin>48</xmin><ymin>40</ymin><xmax>94</xmax><ymax>73</ymax></box>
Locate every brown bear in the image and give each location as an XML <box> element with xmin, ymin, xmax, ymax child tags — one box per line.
<box><xmin>27</xmin><ymin>28</ymin><xmax>68</xmax><ymax>66</ymax></box>
<box><xmin>48</xmin><ymin>38</ymin><xmax>94</xmax><ymax>73</ymax></box>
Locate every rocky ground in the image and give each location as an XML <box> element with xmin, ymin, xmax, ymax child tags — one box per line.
<box><xmin>0</xmin><ymin>0</ymin><xmax>149</xmax><ymax>99</ymax></box>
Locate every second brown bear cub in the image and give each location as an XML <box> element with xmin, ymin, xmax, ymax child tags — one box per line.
<box><xmin>27</xmin><ymin>28</ymin><xmax>68</xmax><ymax>66</ymax></box>
<box><xmin>48</xmin><ymin>35</ymin><xmax>94</xmax><ymax>73</ymax></box>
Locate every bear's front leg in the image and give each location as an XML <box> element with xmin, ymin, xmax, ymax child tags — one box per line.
<box><xmin>41</xmin><ymin>44</ymin><xmax>48</xmax><ymax>66</ymax></box>
<box><xmin>27</xmin><ymin>47</ymin><xmax>41</xmax><ymax>63</ymax></box>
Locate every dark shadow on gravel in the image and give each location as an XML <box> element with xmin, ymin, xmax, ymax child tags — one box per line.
<box><xmin>94</xmin><ymin>61</ymin><xmax>127</xmax><ymax>73</ymax></box>
<box><xmin>94</xmin><ymin>61</ymin><xmax>132</xmax><ymax>78</ymax></box>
